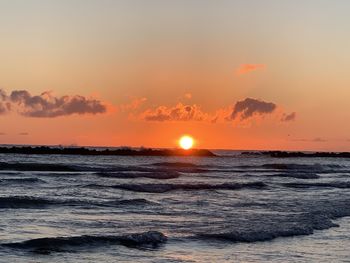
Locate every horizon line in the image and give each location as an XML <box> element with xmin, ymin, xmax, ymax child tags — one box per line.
<box><xmin>0</xmin><ymin>143</ymin><xmax>346</xmax><ymax>153</ymax></box>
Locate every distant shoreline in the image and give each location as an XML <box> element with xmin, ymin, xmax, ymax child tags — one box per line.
<box><xmin>242</xmin><ymin>151</ymin><xmax>350</xmax><ymax>158</ymax></box>
<box><xmin>0</xmin><ymin>146</ymin><xmax>216</xmax><ymax>157</ymax></box>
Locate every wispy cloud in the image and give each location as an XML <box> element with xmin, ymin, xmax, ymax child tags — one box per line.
<box><xmin>120</xmin><ymin>97</ymin><xmax>147</xmax><ymax>112</ymax></box>
<box><xmin>184</xmin><ymin>93</ymin><xmax>192</xmax><ymax>99</ymax></box>
<box><xmin>290</xmin><ymin>137</ymin><xmax>327</xmax><ymax>143</ymax></box>
<box><xmin>281</xmin><ymin>112</ymin><xmax>296</xmax><ymax>122</ymax></box>
<box><xmin>0</xmin><ymin>102</ymin><xmax>10</xmax><ymax>114</ymax></box>
<box><xmin>236</xmin><ymin>64</ymin><xmax>266</xmax><ymax>75</ymax></box>
<box><xmin>0</xmin><ymin>89</ymin><xmax>11</xmax><ymax>115</ymax></box>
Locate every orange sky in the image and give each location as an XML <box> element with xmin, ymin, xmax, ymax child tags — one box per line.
<box><xmin>1</xmin><ymin>0</ymin><xmax>350</xmax><ymax>151</ymax></box>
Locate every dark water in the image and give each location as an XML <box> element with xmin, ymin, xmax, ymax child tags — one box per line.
<box><xmin>0</xmin><ymin>151</ymin><xmax>349</xmax><ymax>262</ymax></box>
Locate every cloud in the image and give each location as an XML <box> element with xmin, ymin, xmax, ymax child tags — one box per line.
<box><xmin>184</xmin><ymin>93</ymin><xmax>192</xmax><ymax>99</ymax></box>
<box><xmin>281</xmin><ymin>112</ymin><xmax>296</xmax><ymax>122</ymax></box>
<box><xmin>0</xmin><ymin>90</ymin><xmax>11</xmax><ymax>114</ymax></box>
<box><xmin>210</xmin><ymin>107</ymin><xmax>232</xmax><ymax>123</ymax></box>
<box><xmin>236</xmin><ymin>64</ymin><xmax>266</xmax><ymax>75</ymax></box>
<box><xmin>120</xmin><ymin>97</ymin><xmax>147</xmax><ymax>112</ymax></box>
<box><xmin>136</xmin><ymin>97</ymin><xmax>294</xmax><ymax>126</ymax></box>
<box><xmin>0</xmin><ymin>89</ymin><xmax>7</xmax><ymax>100</ymax></box>
<box><xmin>142</xmin><ymin>103</ymin><xmax>208</xmax><ymax>122</ymax></box>
<box><xmin>230</xmin><ymin>98</ymin><xmax>276</xmax><ymax>120</ymax></box>
<box><xmin>18</xmin><ymin>132</ymin><xmax>29</xmax><ymax>136</ymax></box>
<box><xmin>0</xmin><ymin>89</ymin><xmax>108</xmax><ymax>118</ymax></box>
<box><xmin>0</xmin><ymin>102</ymin><xmax>9</xmax><ymax>114</ymax></box>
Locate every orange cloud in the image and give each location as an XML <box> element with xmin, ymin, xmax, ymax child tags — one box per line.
<box><xmin>236</xmin><ymin>64</ymin><xmax>266</xmax><ymax>75</ymax></box>
<box><xmin>184</xmin><ymin>93</ymin><xmax>192</xmax><ymax>99</ymax></box>
<box><xmin>141</xmin><ymin>103</ymin><xmax>209</xmax><ymax>122</ymax></box>
<box><xmin>210</xmin><ymin>107</ymin><xmax>232</xmax><ymax>123</ymax></box>
<box><xmin>120</xmin><ymin>97</ymin><xmax>147</xmax><ymax>112</ymax></box>
<box><xmin>138</xmin><ymin>98</ymin><xmax>295</xmax><ymax>126</ymax></box>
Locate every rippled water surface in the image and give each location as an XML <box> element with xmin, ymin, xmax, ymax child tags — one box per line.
<box><xmin>0</xmin><ymin>151</ymin><xmax>349</xmax><ymax>262</ymax></box>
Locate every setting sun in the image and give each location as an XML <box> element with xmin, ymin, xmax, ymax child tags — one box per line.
<box><xmin>179</xmin><ymin>135</ymin><xmax>194</xmax><ymax>150</ymax></box>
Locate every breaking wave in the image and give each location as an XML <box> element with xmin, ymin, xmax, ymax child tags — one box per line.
<box><xmin>197</xmin><ymin>213</ymin><xmax>339</xmax><ymax>243</ymax></box>
<box><xmin>198</xmin><ymin>224</ymin><xmax>324</xmax><ymax>243</ymax></box>
<box><xmin>2</xmin><ymin>231</ymin><xmax>167</xmax><ymax>253</ymax></box>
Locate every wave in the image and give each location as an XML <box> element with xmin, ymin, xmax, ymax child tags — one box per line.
<box><xmin>282</xmin><ymin>182</ymin><xmax>350</xmax><ymax>189</ymax></box>
<box><xmin>196</xmin><ymin>197</ymin><xmax>350</xmax><ymax>244</ymax></box>
<box><xmin>96</xmin><ymin>171</ymin><xmax>180</xmax><ymax>180</ymax></box>
<box><xmin>0</xmin><ymin>162</ymin><xmax>77</xmax><ymax>172</ymax></box>
<box><xmin>0</xmin><ymin>196</ymin><xmax>55</xmax><ymax>208</ymax></box>
<box><xmin>0</xmin><ymin>177</ymin><xmax>44</xmax><ymax>184</ymax></box>
<box><xmin>105</xmin><ymin>198</ymin><xmax>159</xmax><ymax>206</ymax></box>
<box><xmin>109</xmin><ymin>182</ymin><xmax>267</xmax><ymax>193</ymax></box>
<box><xmin>197</xmin><ymin>224</ymin><xmax>322</xmax><ymax>243</ymax></box>
<box><xmin>198</xmin><ymin>228</ymin><xmax>313</xmax><ymax>243</ymax></box>
<box><xmin>152</xmin><ymin>162</ymin><xmax>200</xmax><ymax>168</ymax></box>
<box><xmin>261</xmin><ymin>163</ymin><xmax>322</xmax><ymax>170</ymax></box>
<box><xmin>0</xmin><ymin>195</ymin><xmax>160</xmax><ymax>209</ymax></box>
<box><xmin>197</xmin><ymin>212</ymin><xmax>339</xmax><ymax>243</ymax></box>
<box><xmin>236</xmin><ymin>163</ymin><xmax>344</xmax><ymax>172</ymax></box>
<box><xmin>0</xmin><ymin>196</ymin><xmax>98</xmax><ymax>209</ymax></box>
<box><xmin>265</xmin><ymin>173</ymin><xmax>320</xmax><ymax>179</ymax></box>
<box><xmin>260</xmin><ymin>163</ymin><xmax>347</xmax><ymax>173</ymax></box>
<box><xmin>2</xmin><ymin>231</ymin><xmax>167</xmax><ymax>254</ymax></box>
<box><xmin>31</xmin><ymin>172</ymin><xmax>84</xmax><ymax>177</ymax></box>
<box><xmin>150</xmin><ymin>162</ymin><xmax>209</xmax><ymax>173</ymax></box>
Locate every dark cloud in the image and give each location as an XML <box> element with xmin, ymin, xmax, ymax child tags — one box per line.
<box><xmin>230</xmin><ymin>98</ymin><xmax>277</xmax><ymax>120</ymax></box>
<box><xmin>281</xmin><ymin>112</ymin><xmax>296</xmax><ymax>122</ymax></box>
<box><xmin>18</xmin><ymin>132</ymin><xmax>29</xmax><ymax>136</ymax></box>
<box><xmin>142</xmin><ymin>103</ymin><xmax>208</xmax><ymax>122</ymax></box>
<box><xmin>3</xmin><ymin>90</ymin><xmax>107</xmax><ymax>118</ymax></box>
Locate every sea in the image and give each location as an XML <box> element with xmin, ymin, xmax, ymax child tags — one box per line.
<box><xmin>0</xmin><ymin>150</ymin><xmax>349</xmax><ymax>262</ymax></box>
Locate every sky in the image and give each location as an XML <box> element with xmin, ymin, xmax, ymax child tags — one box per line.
<box><xmin>0</xmin><ymin>0</ymin><xmax>350</xmax><ymax>151</ymax></box>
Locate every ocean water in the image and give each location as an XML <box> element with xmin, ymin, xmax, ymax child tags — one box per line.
<box><xmin>0</xmin><ymin>151</ymin><xmax>349</xmax><ymax>262</ymax></box>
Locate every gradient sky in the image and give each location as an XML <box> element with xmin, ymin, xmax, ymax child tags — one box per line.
<box><xmin>1</xmin><ymin>0</ymin><xmax>350</xmax><ymax>151</ymax></box>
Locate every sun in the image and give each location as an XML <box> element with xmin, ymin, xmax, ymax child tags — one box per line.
<box><xmin>179</xmin><ymin>135</ymin><xmax>194</xmax><ymax>150</ymax></box>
